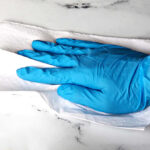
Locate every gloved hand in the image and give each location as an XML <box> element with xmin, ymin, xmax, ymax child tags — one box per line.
<box><xmin>16</xmin><ymin>38</ymin><xmax>150</xmax><ymax>114</ymax></box>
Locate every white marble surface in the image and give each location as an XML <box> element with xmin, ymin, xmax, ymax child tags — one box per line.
<box><xmin>0</xmin><ymin>91</ymin><xmax>150</xmax><ymax>150</ymax></box>
<box><xmin>0</xmin><ymin>0</ymin><xmax>150</xmax><ymax>150</ymax></box>
<box><xmin>0</xmin><ymin>0</ymin><xmax>150</xmax><ymax>38</ymax></box>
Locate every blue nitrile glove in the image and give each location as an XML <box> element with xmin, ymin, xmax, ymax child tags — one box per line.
<box><xmin>16</xmin><ymin>38</ymin><xmax>150</xmax><ymax>114</ymax></box>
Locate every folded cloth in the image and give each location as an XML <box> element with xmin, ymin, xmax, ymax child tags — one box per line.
<box><xmin>0</xmin><ymin>21</ymin><xmax>150</xmax><ymax>130</ymax></box>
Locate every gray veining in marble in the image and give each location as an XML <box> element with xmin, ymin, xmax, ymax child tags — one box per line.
<box><xmin>0</xmin><ymin>0</ymin><xmax>149</xmax><ymax>38</ymax></box>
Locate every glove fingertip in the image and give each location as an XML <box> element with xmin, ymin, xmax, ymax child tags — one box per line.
<box><xmin>56</xmin><ymin>38</ymin><xmax>71</xmax><ymax>44</ymax></box>
<box><xmin>57</xmin><ymin>84</ymin><xmax>72</xmax><ymax>97</ymax></box>
<box><xmin>16</xmin><ymin>66</ymin><xmax>36</xmax><ymax>80</ymax></box>
<box><xmin>17</xmin><ymin>50</ymin><xmax>24</xmax><ymax>55</ymax></box>
<box><xmin>17</xmin><ymin>49</ymin><xmax>28</xmax><ymax>55</ymax></box>
<box><xmin>16</xmin><ymin>67</ymin><xmax>28</xmax><ymax>79</ymax></box>
<box><xmin>17</xmin><ymin>49</ymin><xmax>33</xmax><ymax>55</ymax></box>
<box><xmin>32</xmin><ymin>40</ymin><xmax>42</xmax><ymax>49</ymax></box>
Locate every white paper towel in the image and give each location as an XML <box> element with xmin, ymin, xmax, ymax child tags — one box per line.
<box><xmin>0</xmin><ymin>21</ymin><xmax>150</xmax><ymax>130</ymax></box>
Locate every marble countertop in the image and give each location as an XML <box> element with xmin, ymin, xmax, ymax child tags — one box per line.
<box><xmin>0</xmin><ymin>0</ymin><xmax>150</xmax><ymax>38</ymax></box>
<box><xmin>0</xmin><ymin>0</ymin><xmax>150</xmax><ymax>150</ymax></box>
<box><xmin>0</xmin><ymin>91</ymin><xmax>150</xmax><ymax>150</ymax></box>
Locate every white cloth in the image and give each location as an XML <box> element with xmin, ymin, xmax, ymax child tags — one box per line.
<box><xmin>0</xmin><ymin>21</ymin><xmax>150</xmax><ymax>130</ymax></box>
